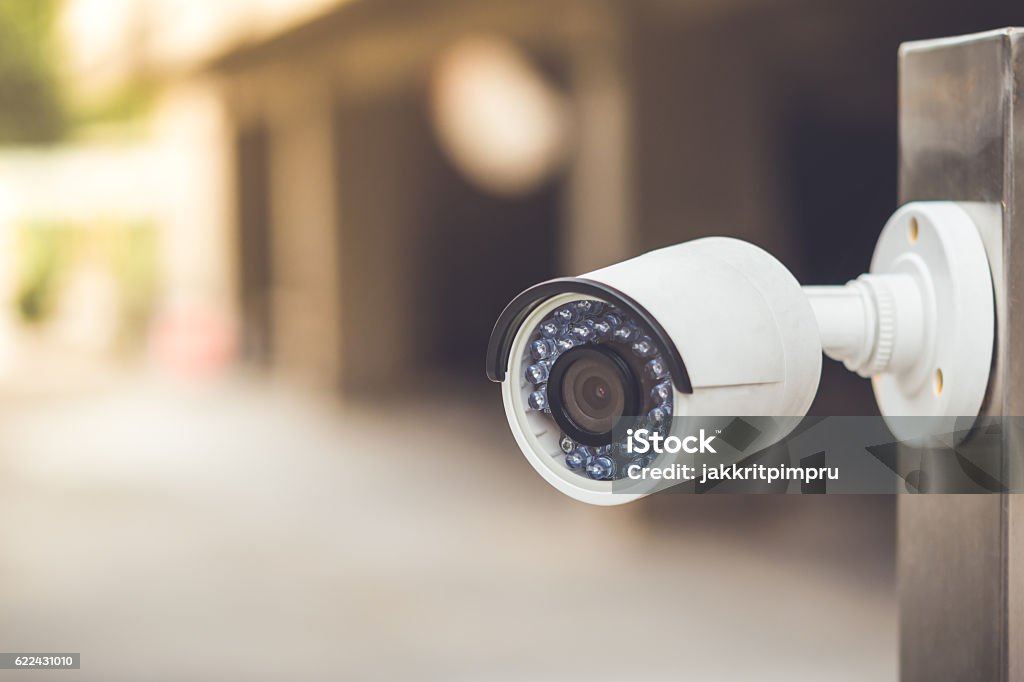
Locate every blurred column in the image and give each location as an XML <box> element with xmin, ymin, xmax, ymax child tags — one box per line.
<box><xmin>151</xmin><ymin>78</ymin><xmax>237</xmax><ymax>376</ymax></box>
<box><xmin>562</xmin><ymin>1</ymin><xmax>635</xmax><ymax>274</ymax></box>
<box><xmin>262</xmin><ymin>68</ymin><xmax>342</xmax><ymax>387</ymax></box>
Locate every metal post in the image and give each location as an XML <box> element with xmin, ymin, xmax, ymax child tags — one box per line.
<box><xmin>898</xmin><ymin>28</ymin><xmax>1024</xmax><ymax>681</ymax></box>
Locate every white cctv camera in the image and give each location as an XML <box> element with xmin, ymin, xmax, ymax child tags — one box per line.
<box><xmin>486</xmin><ymin>201</ymin><xmax>995</xmax><ymax>505</ymax></box>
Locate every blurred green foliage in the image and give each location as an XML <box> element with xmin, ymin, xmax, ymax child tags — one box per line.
<box><xmin>15</xmin><ymin>221</ymin><xmax>159</xmax><ymax>344</ymax></box>
<box><xmin>73</xmin><ymin>78</ymin><xmax>158</xmax><ymax>131</ymax></box>
<box><xmin>15</xmin><ymin>221</ymin><xmax>69</xmax><ymax>323</ymax></box>
<box><xmin>0</xmin><ymin>0</ymin><xmax>65</xmax><ymax>144</ymax></box>
<box><xmin>107</xmin><ymin>222</ymin><xmax>160</xmax><ymax>339</ymax></box>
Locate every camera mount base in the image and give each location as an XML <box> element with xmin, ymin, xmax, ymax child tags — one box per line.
<box><xmin>805</xmin><ymin>201</ymin><xmax>995</xmax><ymax>432</ymax></box>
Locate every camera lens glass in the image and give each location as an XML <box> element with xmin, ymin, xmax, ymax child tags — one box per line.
<box><xmin>522</xmin><ymin>298</ymin><xmax>674</xmax><ymax>480</ymax></box>
<box><xmin>557</xmin><ymin>348</ymin><xmax>632</xmax><ymax>436</ymax></box>
<box><xmin>547</xmin><ymin>342</ymin><xmax>645</xmax><ymax>448</ymax></box>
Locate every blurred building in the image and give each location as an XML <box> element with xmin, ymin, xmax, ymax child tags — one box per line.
<box><xmin>5</xmin><ymin>0</ymin><xmax>1014</xmax><ymax>399</ymax></box>
<box><xmin>204</xmin><ymin>0</ymin><xmax>1022</xmax><ymax>407</ymax></box>
<box><xmin>208</xmin><ymin>0</ymin><xmax>817</xmax><ymax>397</ymax></box>
<box><xmin>209</xmin><ymin>0</ymin><xmax>626</xmax><ymax>392</ymax></box>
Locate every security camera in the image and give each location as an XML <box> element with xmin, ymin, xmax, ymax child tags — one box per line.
<box><xmin>486</xmin><ymin>201</ymin><xmax>995</xmax><ymax>505</ymax></box>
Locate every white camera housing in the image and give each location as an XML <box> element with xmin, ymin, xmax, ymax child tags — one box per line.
<box><xmin>487</xmin><ymin>201</ymin><xmax>995</xmax><ymax>505</ymax></box>
<box><xmin>487</xmin><ymin>237</ymin><xmax>822</xmax><ymax>505</ymax></box>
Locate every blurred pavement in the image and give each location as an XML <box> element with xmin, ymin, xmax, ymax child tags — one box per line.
<box><xmin>0</xmin><ymin>374</ymin><xmax>896</xmax><ymax>680</ymax></box>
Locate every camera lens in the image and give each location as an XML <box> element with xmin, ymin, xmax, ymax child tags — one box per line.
<box><xmin>564</xmin><ymin>358</ymin><xmax>623</xmax><ymax>431</ymax></box>
<box><xmin>548</xmin><ymin>345</ymin><xmax>641</xmax><ymax>445</ymax></box>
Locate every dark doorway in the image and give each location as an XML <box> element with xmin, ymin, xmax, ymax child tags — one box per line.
<box><xmin>414</xmin><ymin>109</ymin><xmax>562</xmax><ymax>382</ymax></box>
<box><xmin>333</xmin><ymin>83</ymin><xmax>562</xmax><ymax>393</ymax></box>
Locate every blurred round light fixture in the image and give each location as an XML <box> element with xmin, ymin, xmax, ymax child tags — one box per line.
<box><xmin>430</xmin><ymin>36</ymin><xmax>569</xmax><ymax>196</ymax></box>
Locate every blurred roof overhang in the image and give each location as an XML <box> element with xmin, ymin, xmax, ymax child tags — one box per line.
<box><xmin>205</xmin><ymin>0</ymin><xmax>561</xmax><ymax>74</ymax></box>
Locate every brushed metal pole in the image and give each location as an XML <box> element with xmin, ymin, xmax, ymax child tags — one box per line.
<box><xmin>898</xmin><ymin>28</ymin><xmax>1024</xmax><ymax>682</ymax></box>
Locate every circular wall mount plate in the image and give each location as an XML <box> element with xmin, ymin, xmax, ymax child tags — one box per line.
<box><xmin>869</xmin><ymin>202</ymin><xmax>995</xmax><ymax>439</ymax></box>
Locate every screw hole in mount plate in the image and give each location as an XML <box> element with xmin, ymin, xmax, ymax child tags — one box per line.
<box><xmin>934</xmin><ymin>368</ymin><xmax>944</xmax><ymax>396</ymax></box>
<box><xmin>908</xmin><ymin>216</ymin><xmax>919</xmax><ymax>244</ymax></box>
